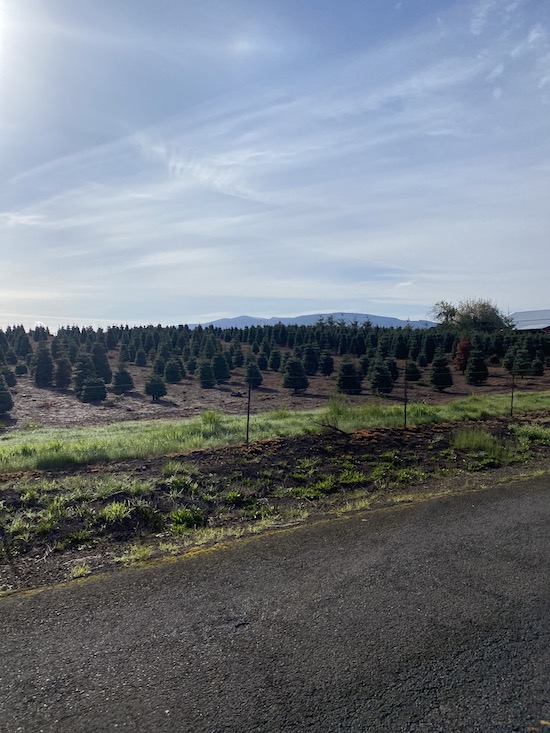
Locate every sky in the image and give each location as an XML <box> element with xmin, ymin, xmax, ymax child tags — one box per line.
<box><xmin>0</xmin><ymin>0</ymin><xmax>549</xmax><ymax>331</ymax></box>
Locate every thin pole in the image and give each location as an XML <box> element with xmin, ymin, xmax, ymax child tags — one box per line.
<box><xmin>403</xmin><ymin>362</ymin><xmax>408</xmax><ymax>428</ymax></box>
<box><xmin>246</xmin><ymin>383</ymin><xmax>251</xmax><ymax>444</ymax></box>
<box><xmin>510</xmin><ymin>371</ymin><xmax>515</xmax><ymax>418</ymax></box>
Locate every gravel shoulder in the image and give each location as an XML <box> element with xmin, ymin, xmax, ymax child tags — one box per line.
<box><xmin>1</xmin><ymin>475</ymin><xmax>549</xmax><ymax>732</ymax></box>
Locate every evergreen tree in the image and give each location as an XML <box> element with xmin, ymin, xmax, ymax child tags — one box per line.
<box><xmin>32</xmin><ymin>343</ymin><xmax>54</xmax><ymax>388</ymax></box>
<box><xmin>199</xmin><ymin>361</ymin><xmax>217</xmax><ymax>389</ymax></box>
<box><xmin>80</xmin><ymin>377</ymin><xmax>107</xmax><ymax>403</ymax></box>
<box><xmin>358</xmin><ymin>355</ymin><xmax>370</xmax><ymax>377</ymax></box>
<box><xmin>531</xmin><ymin>358</ymin><xmax>544</xmax><ymax>377</ymax></box>
<box><xmin>368</xmin><ymin>358</ymin><xmax>393</xmax><ymax>395</ymax></box>
<box><xmin>0</xmin><ymin>374</ymin><xmax>13</xmax><ymax>414</ymax></box>
<box><xmin>283</xmin><ymin>358</ymin><xmax>309</xmax><ymax>392</ymax></box>
<box><xmin>5</xmin><ymin>348</ymin><xmax>17</xmax><ymax>365</ymax></box>
<box><xmin>1</xmin><ymin>367</ymin><xmax>16</xmax><ymax>388</ymax></box>
<box><xmin>232</xmin><ymin>345</ymin><xmax>244</xmax><ymax>368</ymax></box>
<box><xmin>246</xmin><ymin>359</ymin><xmax>263</xmax><ymax>388</ymax></box>
<box><xmin>337</xmin><ymin>360</ymin><xmax>362</xmax><ymax>395</ymax></box>
<box><xmin>257</xmin><ymin>352</ymin><xmax>268</xmax><ymax>371</ymax></box>
<box><xmin>15</xmin><ymin>363</ymin><xmax>28</xmax><ymax>376</ymax></box>
<box><xmin>145</xmin><ymin>373</ymin><xmax>167</xmax><ymax>402</ymax></box>
<box><xmin>164</xmin><ymin>358</ymin><xmax>184</xmax><ymax>384</ymax></box>
<box><xmin>430</xmin><ymin>350</ymin><xmax>453</xmax><ymax>392</ymax></box>
<box><xmin>268</xmin><ymin>349</ymin><xmax>281</xmax><ymax>371</ymax></box>
<box><xmin>386</xmin><ymin>357</ymin><xmax>399</xmax><ymax>382</ymax></box>
<box><xmin>153</xmin><ymin>355</ymin><xmax>166</xmax><ymax>376</ymax></box>
<box><xmin>16</xmin><ymin>333</ymin><xmax>32</xmax><ymax>359</ymax></box>
<box><xmin>302</xmin><ymin>344</ymin><xmax>320</xmax><ymax>376</ymax></box>
<box><xmin>91</xmin><ymin>342</ymin><xmax>112</xmax><ymax>384</ymax></box>
<box><xmin>465</xmin><ymin>350</ymin><xmax>489</xmax><ymax>385</ymax></box>
<box><xmin>320</xmin><ymin>351</ymin><xmax>335</xmax><ymax>377</ymax></box>
<box><xmin>54</xmin><ymin>357</ymin><xmax>72</xmax><ymax>390</ymax></box>
<box><xmin>112</xmin><ymin>365</ymin><xmax>134</xmax><ymax>394</ymax></box>
<box><xmin>73</xmin><ymin>352</ymin><xmax>96</xmax><ymax>398</ymax></box>
<box><xmin>514</xmin><ymin>348</ymin><xmax>532</xmax><ymax>378</ymax></box>
<box><xmin>404</xmin><ymin>361</ymin><xmax>422</xmax><ymax>382</ymax></box>
<box><xmin>135</xmin><ymin>349</ymin><xmax>147</xmax><ymax>367</ymax></box>
<box><xmin>503</xmin><ymin>347</ymin><xmax>516</xmax><ymax>373</ymax></box>
<box><xmin>212</xmin><ymin>353</ymin><xmax>230</xmax><ymax>383</ymax></box>
<box><xmin>417</xmin><ymin>351</ymin><xmax>428</xmax><ymax>368</ymax></box>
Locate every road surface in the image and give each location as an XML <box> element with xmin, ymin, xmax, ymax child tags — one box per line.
<box><xmin>1</xmin><ymin>477</ymin><xmax>549</xmax><ymax>732</ymax></box>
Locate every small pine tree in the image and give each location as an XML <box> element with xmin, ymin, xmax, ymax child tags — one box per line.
<box><xmin>358</xmin><ymin>355</ymin><xmax>369</xmax><ymax>377</ymax></box>
<box><xmin>54</xmin><ymin>357</ymin><xmax>72</xmax><ymax>390</ymax></box>
<box><xmin>153</xmin><ymin>355</ymin><xmax>166</xmax><ymax>376</ymax></box>
<box><xmin>303</xmin><ymin>344</ymin><xmax>320</xmax><ymax>376</ymax></box>
<box><xmin>212</xmin><ymin>353</ymin><xmax>230</xmax><ymax>383</ymax></box>
<box><xmin>135</xmin><ymin>349</ymin><xmax>147</xmax><ymax>367</ymax></box>
<box><xmin>268</xmin><ymin>349</ymin><xmax>281</xmax><ymax>371</ymax></box>
<box><xmin>514</xmin><ymin>348</ymin><xmax>532</xmax><ymax>378</ymax></box>
<box><xmin>164</xmin><ymin>358</ymin><xmax>184</xmax><ymax>384</ymax></box>
<box><xmin>232</xmin><ymin>346</ymin><xmax>244</xmax><ymax>368</ymax></box>
<box><xmin>32</xmin><ymin>343</ymin><xmax>54</xmax><ymax>388</ymax></box>
<box><xmin>430</xmin><ymin>350</ymin><xmax>453</xmax><ymax>392</ymax></box>
<box><xmin>283</xmin><ymin>358</ymin><xmax>309</xmax><ymax>393</ymax></box>
<box><xmin>199</xmin><ymin>361</ymin><xmax>217</xmax><ymax>389</ymax></box>
<box><xmin>531</xmin><ymin>358</ymin><xmax>544</xmax><ymax>377</ymax></box>
<box><xmin>337</xmin><ymin>360</ymin><xmax>362</xmax><ymax>395</ymax></box>
<box><xmin>246</xmin><ymin>359</ymin><xmax>263</xmax><ymax>388</ymax></box>
<box><xmin>320</xmin><ymin>351</ymin><xmax>335</xmax><ymax>377</ymax></box>
<box><xmin>404</xmin><ymin>361</ymin><xmax>421</xmax><ymax>382</ymax></box>
<box><xmin>1</xmin><ymin>367</ymin><xmax>16</xmax><ymax>388</ymax></box>
<box><xmin>465</xmin><ymin>350</ymin><xmax>489</xmax><ymax>385</ymax></box>
<box><xmin>368</xmin><ymin>358</ymin><xmax>393</xmax><ymax>395</ymax></box>
<box><xmin>145</xmin><ymin>373</ymin><xmax>167</xmax><ymax>402</ymax></box>
<box><xmin>386</xmin><ymin>358</ymin><xmax>398</xmax><ymax>382</ymax></box>
<box><xmin>0</xmin><ymin>374</ymin><xmax>13</xmax><ymax>414</ymax></box>
<box><xmin>73</xmin><ymin>352</ymin><xmax>96</xmax><ymax>398</ymax></box>
<box><xmin>80</xmin><ymin>377</ymin><xmax>107</xmax><ymax>403</ymax></box>
<box><xmin>257</xmin><ymin>353</ymin><xmax>268</xmax><ymax>371</ymax></box>
<box><xmin>91</xmin><ymin>342</ymin><xmax>112</xmax><ymax>384</ymax></box>
<box><xmin>112</xmin><ymin>365</ymin><xmax>134</xmax><ymax>394</ymax></box>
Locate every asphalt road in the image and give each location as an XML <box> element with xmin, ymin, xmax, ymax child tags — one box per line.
<box><xmin>1</xmin><ymin>477</ymin><xmax>549</xmax><ymax>733</ymax></box>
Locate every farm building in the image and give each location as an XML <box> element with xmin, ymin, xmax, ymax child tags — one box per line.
<box><xmin>510</xmin><ymin>310</ymin><xmax>550</xmax><ymax>332</ymax></box>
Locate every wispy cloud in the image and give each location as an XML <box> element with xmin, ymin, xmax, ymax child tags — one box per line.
<box><xmin>0</xmin><ymin>0</ymin><xmax>548</xmax><ymax>327</ymax></box>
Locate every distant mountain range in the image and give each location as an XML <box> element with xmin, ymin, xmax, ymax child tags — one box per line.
<box><xmin>193</xmin><ymin>313</ymin><xmax>435</xmax><ymax>329</ymax></box>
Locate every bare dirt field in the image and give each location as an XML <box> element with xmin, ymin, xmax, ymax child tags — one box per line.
<box><xmin>7</xmin><ymin>358</ymin><xmax>550</xmax><ymax>430</ymax></box>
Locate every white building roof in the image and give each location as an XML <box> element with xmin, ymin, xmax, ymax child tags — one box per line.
<box><xmin>510</xmin><ymin>310</ymin><xmax>550</xmax><ymax>330</ymax></box>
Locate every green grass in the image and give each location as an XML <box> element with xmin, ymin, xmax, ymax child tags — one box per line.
<box><xmin>0</xmin><ymin>391</ymin><xmax>549</xmax><ymax>474</ymax></box>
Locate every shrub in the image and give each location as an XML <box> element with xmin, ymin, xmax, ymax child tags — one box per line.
<box><xmin>171</xmin><ymin>506</ymin><xmax>206</xmax><ymax>531</ymax></box>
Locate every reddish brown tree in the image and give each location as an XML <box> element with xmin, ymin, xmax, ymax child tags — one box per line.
<box><xmin>453</xmin><ymin>337</ymin><xmax>471</xmax><ymax>374</ymax></box>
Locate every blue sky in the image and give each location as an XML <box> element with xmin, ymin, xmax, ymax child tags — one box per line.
<box><xmin>0</xmin><ymin>0</ymin><xmax>549</xmax><ymax>330</ymax></box>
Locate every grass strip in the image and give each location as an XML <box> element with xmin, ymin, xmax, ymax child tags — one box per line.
<box><xmin>0</xmin><ymin>391</ymin><xmax>548</xmax><ymax>474</ymax></box>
